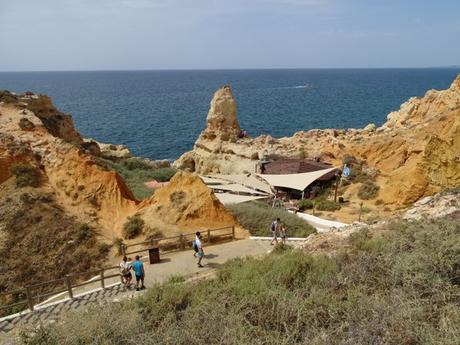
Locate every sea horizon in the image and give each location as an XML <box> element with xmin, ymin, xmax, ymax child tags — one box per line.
<box><xmin>1</xmin><ymin>68</ymin><xmax>459</xmax><ymax>160</ymax></box>
<box><xmin>1</xmin><ymin>66</ymin><xmax>460</xmax><ymax>73</ymax></box>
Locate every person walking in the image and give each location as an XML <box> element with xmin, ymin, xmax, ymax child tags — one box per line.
<box><xmin>119</xmin><ymin>256</ymin><xmax>132</xmax><ymax>289</ymax></box>
<box><xmin>280</xmin><ymin>223</ymin><xmax>287</xmax><ymax>244</ymax></box>
<box><xmin>270</xmin><ymin>218</ymin><xmax>281</xmax><ymax>245</ymax></box>
<box><xmin>193</xmin><ymin>232</ymin><xmax>205</xmax><ymax>268</ymax></box>
<box><xmin>131</xmin><ymin>255</ymin><xmax>145</xmax><ymax>291</ymax></box>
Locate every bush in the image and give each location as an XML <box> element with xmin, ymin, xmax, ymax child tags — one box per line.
<box><xmin>228</xmin><ymin>202</ymin><xmax>315</xmax><ymax>237</ymax></box>
<box><xmin>10</xmin><ymin>164</ymin><xmax>40</xmax><ymax>188</ymax></box>
<box><xmin>77</xmin><ymin>224</ymin><xmax>97</xmax><ymax>242</ymax></box>
<box><xmin>298</xmin><ymin>199</ymin><xmax>314</xmax><ymax>211</ymax></box>
<box><xmin>122</xmin><ymin>157</ymin><xmax>153</xmax><ymax>170</ymax></box>
<box><xmin>315</xmin><ymin>199</ymin><xmax>341</xmax><ymax>211</ymax></box>
<box><xmin>122</xmin><ymin>215</ymin><xmax>144</xmax><ymax>239</ymax></box>
<box><xmin>113</xmin><ymin>237</ymin><xmax>125</xmax><ymax>256</ymax></box>
<box><xmin>144</xmin><ymin>227</ymin><xmax>164</xmax><ymax>244</ymax></box>
<box><xmin>18</xmin><ymin>216</ymin><xmax>460</xmax><ymax>344</ymax></box>
<box><xmin>97</xmin><ymin>243</ymin><xmax>112</xmax><ymax>255</ymax></box>
<box><xmin>358</xmin><ymin>180</ymin><xmax>380</xmax><ymax>200</ymax></box>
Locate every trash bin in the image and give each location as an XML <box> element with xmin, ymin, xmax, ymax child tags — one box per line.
<box><xmin>338</xmin><ymin>196</ymin><xmax>344</xmax><ymax>203</ymax></box>
<box><xmin>148</xmin><ymin>247</ymin><xmax>160</xmax><ymax>264</ymax></box>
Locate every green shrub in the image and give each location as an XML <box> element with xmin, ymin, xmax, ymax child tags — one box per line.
<box><xmin>10</xmin><ymin>164</ymin><xmax>40</xmax><ymax>188</ymax></box>
<box><xmin>18</xmin><ymin>216</ymin><xmax>460</xmax><ymax>345</ymax></box>
<box><xmin>228</xmin><ymin>202</ymin><xmax>315</xmax><ymax>237</ymax></box>
<box><xmin>122</xmin><ymin>215</ymin><xmax>144</xmax><ymax>239</ymax></box>
<box><xmin>76</xmin><ymin>224</ymin><xmax>97</xmax><ymax>242</ymax></box>
<box><xmin>315</xmin><ymin>199</ymin><xmax>341</xmax><ymax>211</ymax></box>
<box><xmin>298</xmin><ymin>199</ymin><xmax>314</xmax><ymax>211</ymax></box>
<box><xmin>358</xmin><ymin>180</ymin><xmax>380</xmax><ymax>200</ymax></box>
<box><xmin>122</xmin><ymin>157</ymin><xmax>152</xmax><ymax>170</ymax></box>
<box><xmin>361</xmin><ymin>206</ymin><xmax>371</xmax><ymax>213</ymax></box>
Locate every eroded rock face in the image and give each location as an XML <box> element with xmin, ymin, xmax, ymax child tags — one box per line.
<box><xmin>200</xmin><ymin>86</ymin><xmax>241</xmax><ymax>142</ymax></box>
<box><xmin>0</xmin><ymin>95</ymin><xmax>138</xmax><ymax>239</ymax></box>
<box><xmin>175</xmin><ymin>75</ymin><xmax>460</xmax><ymax>206</ymax></box>
<box><xmin>403</xmin><ymin>189</ymin><xmax>460</xmax><ymax>220</ymax></box>
<box><xmin>138</xmin><ymin>171</ymin><xmax>239</xmax><ymax>235</ymax></box>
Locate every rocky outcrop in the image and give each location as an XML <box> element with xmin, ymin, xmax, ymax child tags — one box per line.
<box><xmin>0</xmin><ymin>94</ymin><xmax>138</xmax><ymax>239</ymax></box>
<box><xmin>83</xmin><ymin>138</ymin><xmax>132</xmax><ymax>160</ymax></box>
<box><xmin>138</xmin><ymin>171</ymin><xmax>238</xmax><ymax>235</ymax></box>
<box><xmin>175</xmin><ymin>74</ymin><xmax>460</xmax><ymax>207</ymax></box>
<box><xmin>1</xmin><ymin>92</ymin><xmax>236</xmax><ymax>240</ymax></box>
<box><xmin>200</xmin><ymin>86</ymin><xmax>241</xmax><ymax>142</ymax></box>
<box><xmin>403</xmin><ymin>189</ymin><xmax>460</xmax><ymax>220</ymax></box>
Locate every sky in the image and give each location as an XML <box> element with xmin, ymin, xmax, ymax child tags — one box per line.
<box><xmin>0</xmin><ymin>0</ymin><xmax>459</xmax><ymax>71</ymax></box>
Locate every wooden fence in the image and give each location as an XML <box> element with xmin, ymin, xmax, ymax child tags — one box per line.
<box><xmin>0</xmin><ymin>225</ymin><xmax>236</xmax><ymax>317</ymax></box>
<box><xmin>0</xmin><ymin>266</ymin><xmax>120</xmax><ymax>315</ymax></box>
<box><xmin>122</xmin><ymin>225</ymin><xmax>235</xmax><ymax>256</ymax></box>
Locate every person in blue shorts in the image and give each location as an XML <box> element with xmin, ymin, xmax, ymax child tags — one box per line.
<box><xmin>131</xmin><ymin>255</ymin><xmax>145</xmax><ymax>291</ymax></box>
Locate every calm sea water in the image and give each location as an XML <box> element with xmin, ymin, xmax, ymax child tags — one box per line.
<box><xmin>1</xmin><ymin>68</ymin><xmax>459</xmax><ymax>160</ymax></box>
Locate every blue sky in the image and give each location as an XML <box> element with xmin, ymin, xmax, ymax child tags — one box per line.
<box><xmin>0</xmin><ymin>0</ymin><xmax>459</xmax><ymax>71</ymax></box>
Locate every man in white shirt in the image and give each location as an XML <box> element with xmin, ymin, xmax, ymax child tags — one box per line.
<box><xmin>119</xmin><ymin>256</ymin><xmax>132</xmax><ymax>288</ymax></box>
<box><xmin>194</xmin><ymin>231</ymin><xmax>204</xmax><ymax>268</ymax></box>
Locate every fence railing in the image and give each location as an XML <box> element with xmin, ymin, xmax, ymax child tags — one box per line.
<box><xmin>122</xmin><ymin>225</ymin><xmax>235</xmax><ymax>256</ymax></box>
<box><xmin>0</xmin><ymin>225</ymin><xmax>236</xmax><ymax>317</ymax></box>
<box><xmin>0</xmin><ymin>266</ymin><xmax>120</xmax><ymax>315</ymax></box>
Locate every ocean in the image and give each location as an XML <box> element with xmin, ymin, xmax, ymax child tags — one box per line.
<box><xmin>1</xmin><ymin>68</ymin><xmax>459</xmax><ymax>160</ymax></box>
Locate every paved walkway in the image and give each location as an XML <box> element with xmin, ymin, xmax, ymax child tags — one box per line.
<box><xmin>0</xmin><ymin>239</ymin><xmax>272</xmax><ymax>342</ymax></box>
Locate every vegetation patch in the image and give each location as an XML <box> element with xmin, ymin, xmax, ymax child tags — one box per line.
<box><xmin>10</xmin><ymin>163</ymin><xmax>41</xmax><ymax>188</ymax></box>
<box><xmin>228</xmin><ymin>201</ymin><xmax>315</xmax><ymax>237</ymax></box>
<box><xmin>298</xmin><ymin>199</ymin><xmax>314</xmax><ymax>211</ymax></box>
<box><xmin>358</xmin><ymin>180</ymin><xmax>380</xmax><ymax>200</ymax></box>
<box><xmin>314</xmin><ymin>199</ymin><xmax>341</xmax><ymax>211</ymax></box>
<box><xmin>21</xmin><ymin>216</ymin><xmax>460</xmax><ymax>345</ymax></box>
<box><xmin>122</xmin><ymin>215</ymin><xmax>145</xmax><ymax>239</ymax></box>
<box><xmin>97</xmin><ymin>157</ymin><xmax>176</xmax><ymax>200</ymax></box>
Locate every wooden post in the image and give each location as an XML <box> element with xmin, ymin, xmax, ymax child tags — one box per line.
<box><xmin>66</xmin><ymin>275</ymin><xmax>73</xmax><ymax>299</ymax></box>
<box><xmin>179</xmin><ymin>234</ymin><xmax>185</xmax><ymax>251</ymax></box>
<box><xmin>231</xmin><ymin>225</ymin><xmax>235</xmax><ymax>240</ymax></box>
<box><xmin>121</xmin><ymin>244</ymin><xmax>126</xmax><ymax>257</ymax></box>
<box><xmin>100</xmin><ymin>269</ymin><xmax>105</xmax><ymax>289</ymax></box>
<box><xmin>25</xmin><ymin>287</ymin><xmax>34</xmax><ymax>311</ymax></box>
<box><xmin>334</xmin><ymin>174</ymin><xmax>340</xmax><ymax>203</ymax></box>
<box><xmin>207</xmin><ymin>229</ymin><xmax>211</xmax><ymax>244</ymax></box>
<box><xmin>359</xmin><ymin>202</ymin><xmax>363</xmax><ymax>222</ymax></box>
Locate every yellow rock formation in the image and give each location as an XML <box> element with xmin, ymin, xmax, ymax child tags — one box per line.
<box><xmin>138</xmin><ymin>171</ymin><xmax>238</xmax><ymax>236</ymax></box>
<box><xmin>175</xmin><ymin>74</ymin><xmax>460</xmax><ymax>206</ymax></box>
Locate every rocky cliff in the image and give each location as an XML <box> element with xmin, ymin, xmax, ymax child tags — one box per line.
<box><xmin>0</xmin><ymin>91</ymin><xmax>237</xmax><ymax>239</ymax></box>
<box><xmin>175</xmin><ymin>75</ymin><xmax>460</xmax><ymax>206</ymax></box>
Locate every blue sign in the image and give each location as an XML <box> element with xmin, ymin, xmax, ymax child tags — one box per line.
<box><xmin>343</xmin><ymin>166</ymin><xmax>350</xmax><ymax>178</ymax></box>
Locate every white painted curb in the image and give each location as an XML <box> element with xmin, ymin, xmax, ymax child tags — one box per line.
<box><xmin>249</xmin><ymin>236</ymin><xmax>309</xmax><ymax>241</ymax></box>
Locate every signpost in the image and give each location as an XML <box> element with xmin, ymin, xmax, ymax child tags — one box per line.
<box><xmin>334</xmin><ymin>164</ymin><xmax>351</xmax><ymax>203</ymax></box>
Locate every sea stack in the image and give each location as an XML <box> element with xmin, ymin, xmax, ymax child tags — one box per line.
<box><xmin>200</xmin><ymin>85</ymin><xmax>241</xmax><ymax>142</ymax></box>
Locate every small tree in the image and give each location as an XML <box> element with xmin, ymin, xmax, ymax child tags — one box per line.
<box><xmin>122</xmin><ymin>215</ymin><xmax>145</xmax><ymax>239</ymax></box>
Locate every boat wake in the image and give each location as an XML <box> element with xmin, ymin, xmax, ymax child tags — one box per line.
<box><xmin>270</xmin><ymin>84</ymin><xmax>310</xmax><ymax>90</ymax></box>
